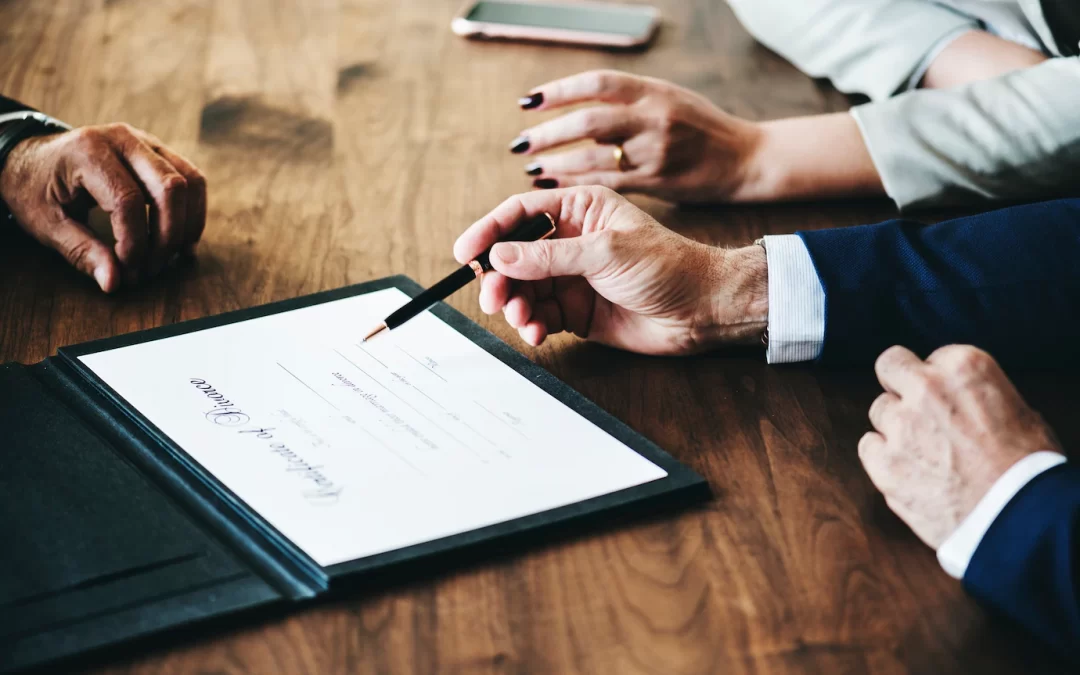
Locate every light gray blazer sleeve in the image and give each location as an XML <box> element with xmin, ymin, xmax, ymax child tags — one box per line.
<box><xmin>725</xmin><ymin>0</ymin><xmax>978</xmax><ymax>101</ymax></box>
<box><xmin>852</xmin><ymin>57</ymin><xmax>1080</xmax><ymax>210</ymax></box>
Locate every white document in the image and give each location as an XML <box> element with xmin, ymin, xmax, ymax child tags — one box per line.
<box><xmin>79</xmin><ymin>287</ymin><xmax>667</xmax><ymax>567</ymax></box>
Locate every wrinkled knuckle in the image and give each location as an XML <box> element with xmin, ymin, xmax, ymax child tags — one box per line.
<box><xmin>652</xmin><ymin>106</ymin><xmax>677</xmax><ymax>134</ymax></box>
<box><xmin>160</xmin><ymin>173</ymin><xmax>188</xmax><ymax>199</ymax></box>
<box><xmin>919</xmin><ymin>374</ymin><xmax>945</xmax><ymax>401</ymax></box>
<box><xmin>113</xmin><ymin>188</ymin><xmax>145</xmax><ymax>213</ymax></box>
<box><xmin>875</xmin><ymin>345</ymin><xmax>904</xmax><ymax>371</ymax></box>
<box><xmin>533</xmin><ymin>240</ymin><xmax>556</xmax><ymax>270</ymax></box>
<box><xmin>589</xmin><ymin>185</ymin><xmax>619</xmax><ymax>202</ymax></box>
<box><xmin>592</xmin><ymin>69</ymin><xmax>618</xmax><ymax>93</ymax></box>
<box><xmin>957</xmin><ymin>346</ymin><xmax>993</xmax><ymax>373</ymax></box>
<box><xmin>594</xmin><ymin>174</ymin><xmax>621</xmax><ymax>191</ymax></box>
<box><xmin>592</xmin><ymin>228</ymin><xmax>619</xmax><ymax>258</ymax></box>
<box><xmin>857</xmin><ymin>433</ymin><xmax>874</xmax><ymax>460</ymax></box>
<box><xmin>579</xmin><ymin>109</ymin><xmax>605</xmax><ymax>136</ymax></box>
<box><xmin>187</xmin><ymin>168</ymin><xmax>207</xmax><ymax>192</ymax></box>
<box><xmin>104</xmin><ymin>121</ymin><xmax>138</xmax><ymax>139</ymax></box>
<box><xmin>892</xmin><ymin>405</ymin><xmax>916</xmax><ymax>426</ymax></box>
<box><xmin>868</xmin><ymin>395</ymin><xmax>886</xmax><ymax>421</ymax></box>
<box><xmin>70</xmin><ymin>126</ymin><xmax>105</xmax><ymax>153</ymax></box>
<box><xmin>63</xmin><ymin>237</ymin><xmax>96</xmax><ymax>269</ymax></box>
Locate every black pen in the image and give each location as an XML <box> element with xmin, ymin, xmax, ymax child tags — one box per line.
<box><xmin>362</xmin><ymin>212</ymin><xmax>556</xmax><ymax>341</ymax></box>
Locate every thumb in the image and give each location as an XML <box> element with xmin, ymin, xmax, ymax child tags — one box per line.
<box><xmin>490</xmin><ymin>236</ymin><xmax>603</xmax><ymax>280</ymax></box>
<box><xmin>49</xmin><ymin>219</ymin><xmax>122</xmax><ymax>292</ymax></box>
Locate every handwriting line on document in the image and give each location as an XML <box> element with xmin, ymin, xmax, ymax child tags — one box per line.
<box><xmin>276</xmin><ymin>362</ymin><xmax>341</xmax><ymax>411</ymax></box>
<box><xmin>474</xmin><ymin>400</ymin><xmax>529</xmax><ymax>439</ymax></box>
<box><xmin>394</xmin><ymin>344</ymin><xmax>448</xmax><ymax>383</ymax></box>
<box><xmin>332</xmin><ymin>349</ymin><xmax>489</xmax><ymax>462</ymax></box>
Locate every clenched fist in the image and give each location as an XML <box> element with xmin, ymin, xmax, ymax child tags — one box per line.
<box><xmin>860</xmin><ymin>345</ymin><xmax>1061</xmax><ymax>549</ymax></box>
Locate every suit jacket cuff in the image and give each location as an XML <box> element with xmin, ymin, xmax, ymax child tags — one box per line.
<box><xmin>937</xmin><ymin>451</ymin><xmax>1067</xmax><ymax>579</ymax></box>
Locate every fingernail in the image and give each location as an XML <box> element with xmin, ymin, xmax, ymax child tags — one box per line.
<box><xmin>525</xmin><ymin>162</ymin><xmax>542</xmax><ymax>176</ymax></box>
<box><xmin>509</xmin><ymin>136</ymin><xmax>530</xmax><ymax>154</ymax></box>
<box><xmin>493</xmin><ymin>242</ymin><xmax>521</xmax><ymax>265</ymax></box>
<box><xmin>93</xmin><ymin>266</ymin><xmax>110</xmax><ymax>291</ymax></box>
<box><xmin>518</xmin><ymin>92</ymin><xmax>543</xmax><ymax>109</ymax></box>
<box><xmin>533</xmin><ymin>178</ymin><xmax>557</xmax><ymax>189</ymax></box>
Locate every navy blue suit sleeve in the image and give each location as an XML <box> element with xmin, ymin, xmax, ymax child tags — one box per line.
<box><xmin>964</xmin><ymin>463</ymin><xmax>1080</xmax><ymax>663</ymax></box>
<box><xmin>797</xmin><ymin>199</ymin><xmax>1080</xmax><ymax>367</ymax></box>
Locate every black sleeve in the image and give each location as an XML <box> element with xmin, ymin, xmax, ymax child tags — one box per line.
<box><xmin>1041</xmin><ymin>0</ymin><xmax>1080</xmax><ymax>56</ymax></box>
<box><xmin>0</xmin><ymin>95</ymin><xmax>36</xmax><ymax>116</ymax></box>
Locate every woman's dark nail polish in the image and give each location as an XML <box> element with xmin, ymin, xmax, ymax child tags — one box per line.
<box><xmin>525</xmin><ymin>162</ymin><xmax>542</xmax><ymax>176</ymax></box>
<box><xmin>533</xmin><ymin>178</ymin><xmax>558</xmax><ymax>189</ymax></box>
<box><xmin>509</xmin><ymin>136</ymin><xmax>530</xmax><ymax>154</ymax></box>
<box><xmin>518</xmin><ymin>92</ymin><xmax>543</xmax><ymax>109</ymax></box>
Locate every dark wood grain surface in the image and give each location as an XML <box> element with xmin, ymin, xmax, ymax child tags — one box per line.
<box><xmin>1</xmin><ymin>1</ymin><xmax>1074</xmax><ymax>673</ymax></box>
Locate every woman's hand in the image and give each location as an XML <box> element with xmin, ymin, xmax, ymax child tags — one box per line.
<box><xmin>0</xmin><ymin>122</ymin><xmax>207</xmax><ymax>292</ymax></box>
<box><xmin>512</xmin><ymin>69</ymin><xmax>885</xmax><ymax>204</ymax></box>
<box><xmin>510</xmin><ymin>70</ymin><xmax>767</xmax><ymax>203</ymax></box>
<box><xmin>454</xmin><ymin>186</ymin><xmax>768</xmax><ymax>355</ymax></box>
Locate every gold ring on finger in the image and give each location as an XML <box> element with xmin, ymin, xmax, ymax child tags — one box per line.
<box><xmin>613</xmin><ymin>144</ymin><xmax>630</xmax><ymax>172</ymax></box>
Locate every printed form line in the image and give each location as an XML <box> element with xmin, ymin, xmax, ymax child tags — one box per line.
<box><xmin>357</xmin><ymin>426</ymin><xmax>425</xmax><ymax>476</ymax></box>
<box><xmin>276</xmin><ymin>362</ymin><xmax>340</xmax><ymax>411</ymax></box>
<box><xmin>333</xmin><ymin>349</ymin><xmax>489</xmax><ymax>462</ymax></box>
<box><xmin>355</xmin><ymin>343</ymin><xmax>387</xmax><ymax>369</ymax></box>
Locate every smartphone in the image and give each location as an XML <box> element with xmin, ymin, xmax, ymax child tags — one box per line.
<box><xmin>452</xmin><ymin>1</ymin><xmax>660</xmax><ymax>49</ymax></box>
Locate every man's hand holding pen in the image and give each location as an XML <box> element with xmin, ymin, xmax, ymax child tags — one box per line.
<box><xmin>453</xmin><ymin>186</ymin><xmax>769</xmax><ymax>355</ymax></box>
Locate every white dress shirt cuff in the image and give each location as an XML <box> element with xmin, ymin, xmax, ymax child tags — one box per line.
<box><xmin>937</xmin><ymin>451</ymin><xmax>1068</xmax><ymax>580</ymax></box>
<box><xmin>762</xmin><ymin>235</ymin><xmax>825</xmax><ymax>364</ymax></box>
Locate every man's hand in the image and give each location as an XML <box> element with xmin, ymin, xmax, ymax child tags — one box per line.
<box><xmin>454</xmin><ymin>186</ymin><xmax>768</xmax><ymax>355</ymax></box>
<box><xmin>0</xmin><ymin>123</ymin><xmax>207</xmax><ymax>292</ymax></box>
<box><xmin>859</xmin><ymin>345</ymin><xmax>1061</xmax><ymax>549</ymax></box>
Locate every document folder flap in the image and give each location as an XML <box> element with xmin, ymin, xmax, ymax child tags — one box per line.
<box><xmin>0</xmin><ymin>361</ymin><xmax>283</xmax><ymax>673</ymax></box>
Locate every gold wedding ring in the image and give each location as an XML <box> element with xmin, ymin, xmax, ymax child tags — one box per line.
<box><xmin>613</xmin><ymin>144</ymin><xmax>629</xmax><ymax>172</ymax></box>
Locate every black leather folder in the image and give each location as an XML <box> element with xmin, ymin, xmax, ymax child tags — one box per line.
<box><xmin>0</xmin><ymin>276</ymin><xmax>708</xmax><ymax>672</ymax></box>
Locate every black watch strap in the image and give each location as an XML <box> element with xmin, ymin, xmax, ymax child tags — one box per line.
<box><xmin>0</xmin><ymin>112</ymin><xmax>70</xmax><ymax>224</ymax></box>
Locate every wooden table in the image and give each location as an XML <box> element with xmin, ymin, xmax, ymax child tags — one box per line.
<box><xmin>1</xmin><ymin>1</ymin><xmax>1074</xmax><ymax>673</ymax></box>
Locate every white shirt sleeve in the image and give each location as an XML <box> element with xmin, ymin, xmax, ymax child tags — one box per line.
<box><xmin>850</xmin><ymin>57</ymin><xmax>1080</xmax><ymax>210</ymax></box>
<box><xmin>726</xmin><ymin>0</ymin><xmax>980</xmax><ymax>101</ymax></box>
<box><xmin>937</xmin><ymin>451</ymin><xmax>1068</xmax><ymax>579</ymax></box>
<box><xmin>903</xmin><ymin>26</ymin><xmax>975</xmax><ymax>91</ymax></box>
<box><xmin>761</xmin><ymin>235</ymin><xmax>825</xmax><ymax>364</ymax></box>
